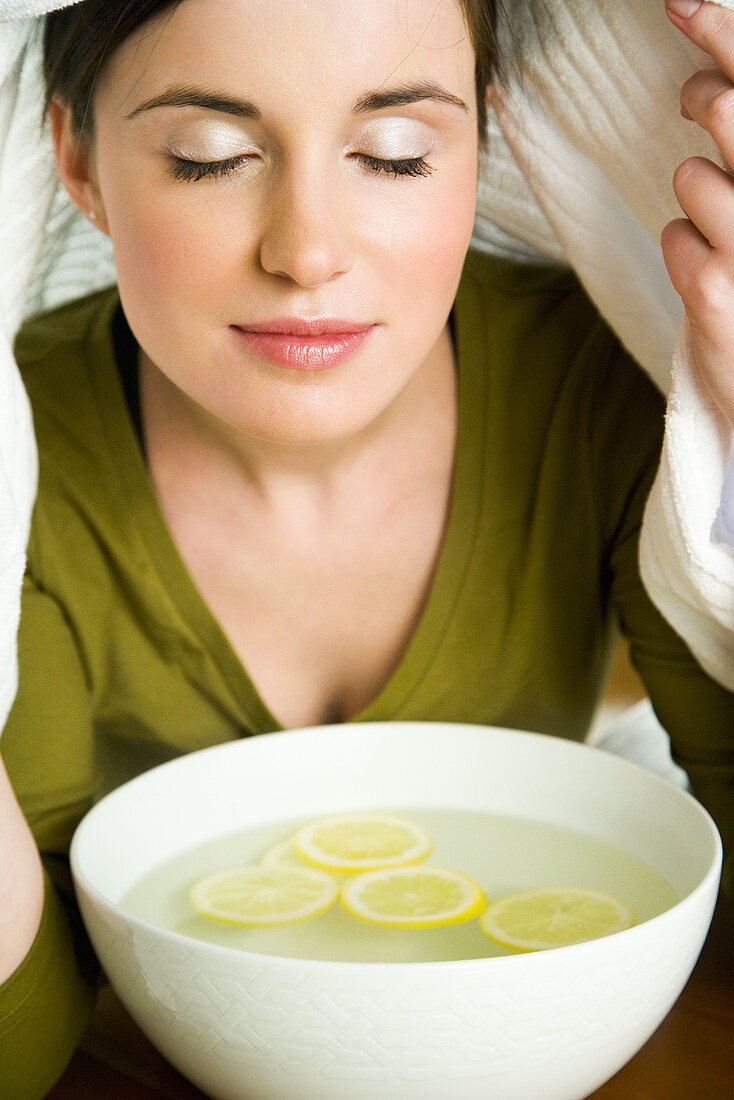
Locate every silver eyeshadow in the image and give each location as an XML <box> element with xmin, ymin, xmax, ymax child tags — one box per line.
<box><xmin>167</xmin><ymin>117</ymin><xmax>432</xmax><ymax>163</ymax></box>
<box><xmin>350</xmin><ymin>117</ymin><xmax>433</xmax><ymax>159</ymax></box>
<box><xmin>167</xmin><ymin>120</ymin><xmax>260</xmax><ymax>161</ymax></box>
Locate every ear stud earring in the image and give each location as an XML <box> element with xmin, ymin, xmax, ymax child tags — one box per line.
<box><xmin>89</xmin><ymin>209</ymin><xmax>97</xmax><ymax>222</ymax></box>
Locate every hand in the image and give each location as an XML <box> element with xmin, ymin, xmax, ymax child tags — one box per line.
<box><xmin>661</xmin><ymin>1</ymin><xmax>734</xmax><ymax>426</ymax></box>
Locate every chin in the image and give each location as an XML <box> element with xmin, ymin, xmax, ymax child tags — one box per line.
<box><xmin>231</xmin><ymin>392</ymin><xmax>393</xmax><ymax>446</ymax></box>
<box><xmin>244</xmin><ymin>416</ymin><xmax>373</xmax><ymax>447</ymax></box>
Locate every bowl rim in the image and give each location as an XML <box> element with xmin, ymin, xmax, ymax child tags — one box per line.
<box><xmin>70</xmin><ymin>722</ymin><xmax>723</xmax><ymax>973</ymax></box>
<box><xmin>72</xmin><ymin>719</ymin><xmax>725</xmax><ymax>822</ymax></box>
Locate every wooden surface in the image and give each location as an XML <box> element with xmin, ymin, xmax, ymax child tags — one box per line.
<box><xmin>47</xmin><ymin>644</ymin><xmax>734</xmax><ymax>1099</ymax></box>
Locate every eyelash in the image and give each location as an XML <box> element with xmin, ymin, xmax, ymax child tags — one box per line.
<box><xmin>167</xmin><ymin>152</ymin><xmax>434</xmax><ymax>183</ymax></box>
<box><xmin>354</xmin><ymin>153</ymin><xmax>434</xmax><ymax>179</ymax></box>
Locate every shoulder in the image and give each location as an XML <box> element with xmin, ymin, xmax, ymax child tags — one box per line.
<box><xmin>459</xmin><ymin>247</ymin><xmax>664</xmax><ymax>421</ymax></box>
<box><xmin>13</xmin><ymin>285</ymin><xmax>120</xmax><ymax>459</ymax></box>
<box><xmin>13</xmin><ymin>288</ymin><xmax>125</xmax><ymax>578</ymax></box>
<box><xmin>457</xmin><ymin>249</ymin><xmax>665</xmax><ymax>542</ymax></box>
<box><xmin>457</xmin><ymin>249</ymin><xmax>617</xmax><ymax>406</ymax></box>
<box><xmin>459</xmin><ymin>248</ymin><xmax>591</xmax><ymax>329</ymax></box>
<box><xmin>14</xmin><ymin>286</ymin><xmax>119</xmax><ymax>401</ymax></box>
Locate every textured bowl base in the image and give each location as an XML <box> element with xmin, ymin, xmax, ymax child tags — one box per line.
<box><xmin>97</xmin><ymin>912</ymin><xmax>706</xmax><ymax>1100</ymax></box>
<box><xmin>160</xmin><ymin>1040</ymin><xmax>658</xmax><ymax>1100</ymax></box>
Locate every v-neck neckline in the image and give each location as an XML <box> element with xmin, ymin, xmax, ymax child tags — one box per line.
<box><xmin>85</xmin><ymin>259</ymin><xmax>487</xmax><ymax>733</ymax></box>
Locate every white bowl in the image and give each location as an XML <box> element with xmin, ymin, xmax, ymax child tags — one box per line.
<box><xmin>70</xmin><ymin>722</ymin><xmax>721</xmax><ymax>1100</ymax></box>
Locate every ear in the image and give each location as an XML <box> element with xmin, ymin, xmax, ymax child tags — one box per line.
<box><xmin>485</xmin><ymin>84</ymin><xmax>494</xmax><ymax>110</ymax></box>
<box><xmin>48</xmin><ymin>97</ymin><xmax>110</xmax><ymax>235</ymax></box>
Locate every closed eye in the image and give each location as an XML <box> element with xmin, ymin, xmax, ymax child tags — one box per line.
<box><xmin>167</xmin><ymin>154</ymin><xmax>254</xmax><ymax>182</ymax></box>
<box><xmin>352</xmin><ymin>153</ymin><xmax>434</xmax><ymax>179</ymax></box>
<box><xmin>167</xmin><ymin>152</ymin><xmax>434</xmax><ymax>183</ymax></box>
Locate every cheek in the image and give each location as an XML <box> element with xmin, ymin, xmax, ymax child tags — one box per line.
<box><xmin>373</xmin><ymin>161</ymin><xmax>477</xmax><ymax>307</ymax></box>
<box><xmin>96</xmin><ymin>165</ymin><xmax>244</xmax><ymax>371</ymax></box>
<box><xmin>109</xmin><ymin>197</ymin><xmax>231</xmax><ymax>296</ymax></box>
<box><xmin>98</xmin><ymin>151</ymin><xmax>243</xmax><ymax>304</ymax></box>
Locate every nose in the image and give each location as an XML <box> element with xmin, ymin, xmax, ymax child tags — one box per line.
<box><xmin>259</xmin><ymin>161</ymin><xmax>354</xmax><ymax>288</ymax></box>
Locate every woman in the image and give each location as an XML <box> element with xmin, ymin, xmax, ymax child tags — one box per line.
<box><xmin>0</xmin><ymin>1</ymin><xmax>732</xmax><ymax>1096</ymax></box>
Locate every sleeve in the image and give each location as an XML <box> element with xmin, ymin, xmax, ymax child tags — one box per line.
<box><xmin>0</xmin><ymin>572</ymin><xmax>102</xmax><ymax>1100</ymax></box>
<box><xmin>593</xmin><ymin>352</ymin><xmax>734</xmax><ymax>904</ymax></box>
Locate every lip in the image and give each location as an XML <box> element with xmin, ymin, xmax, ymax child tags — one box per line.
<box><xmin>240</xmin><ymin>317</ymin><xmax>374</xmax><ymax>336</ymax></box>
<box><xmin>231</xmin><ymin>319</ymin><xmax>377</xmax><ymax>370</ymax></box>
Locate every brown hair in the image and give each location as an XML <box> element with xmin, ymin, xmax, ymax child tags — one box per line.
<box><xmin>43</xmin><ymin>0</ymin><xmax>501</xmax><ymax>146</ymax></box>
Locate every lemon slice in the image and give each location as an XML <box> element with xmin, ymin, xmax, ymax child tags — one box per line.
<box><xmin>190</xmin><ymin>866</ymin><xmax>338</xmax><ymax>926</ymax></box>
<box><xmin>260</xmin><ymin>836</ymin><xmax>351</xmax><ymax>885</ymax></box>
<box><xmin>479</xmin><ymin>888</ymin><xmax>635</xmax><ymax>952</ymax></box>
<box><xmin>259</xmin><ymin>837</ymin><xmax>310</xmax><ymax>870</ymax></box>
<box><xmin>294</xmin><ymin>812</ymin><xmax>433</xmax><ymax>872</ymax></box>
<box><xmin>340</xmin><ymin>865</ymin><xmax>486</xmax><ymax>928</ymax></box>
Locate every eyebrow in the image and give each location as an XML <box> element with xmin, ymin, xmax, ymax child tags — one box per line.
<box><xmin>125</xmin><ymin>79</ymin><xmax>469</xmax><ymax>121</ymax></box>
<box><xmin>354</xmin><ymin>80</ymin><xmax>469</xmax><ymax>115</ymax></box>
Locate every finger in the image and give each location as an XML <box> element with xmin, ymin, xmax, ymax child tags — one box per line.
<box><xmin>662</xmin><ymin>215</ymin><xmax>734</xmax><ymax>424</ymax></box>
<box><xmin>661</xmin><ymin>216</ymin><xmax>713</xmax><ymax>306</ymax></box>
<box><xmin>673</xmin><ymin>155</ymin><xmax>734</xmax><ymax>249</ymax></box>
<box><xmin>680</xmin><ymin>68</ymin><xmax>734</xmax><ymax>163</ymax></box>
<box><xmin>661</xmin><ymin>218</ymin><xmax>734</xmax><ymax>359</ymax></box>
<box><xmin>666</xmin><ymin>2</ymin><xmax>734</xmax><ymax>84</ymax></box>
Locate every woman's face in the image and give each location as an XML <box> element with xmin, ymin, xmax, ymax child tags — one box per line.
<box><xmin>85</xmin><ymin>0</ymin><xmax>479</xmax><ymax>445</ymax></box>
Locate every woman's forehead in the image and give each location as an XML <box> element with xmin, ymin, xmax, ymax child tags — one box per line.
<box><xmin>97</xmin><ymin>0</ymin><xmax>475</xmax><ymax>121</ymax></box>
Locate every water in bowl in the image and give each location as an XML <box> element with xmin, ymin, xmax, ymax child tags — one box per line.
<box><xmin>121</xmin><ymin>808</ymin><xmax>679</xmax><ymax>963</ymax></box>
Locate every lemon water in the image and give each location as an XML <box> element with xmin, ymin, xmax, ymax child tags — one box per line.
<box><xmin>121</xmin><ymin>809</ymin><xmax>679</xmax><ymax>963</ymax></box>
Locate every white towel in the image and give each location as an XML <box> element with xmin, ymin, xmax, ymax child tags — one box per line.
<box><xmin>1</xmin><ymin>0</ymin><xmax>734</xmax><ymax>737</ymax></box>
<box><xmin>474</xmin><ymin>0</ymin><xmax>734</xmax><ymax>687</ymax></box>
<box><xmin>0</xmin><ymin>0</ymin><xmax>116</xmax><ymax>727</ymax></box>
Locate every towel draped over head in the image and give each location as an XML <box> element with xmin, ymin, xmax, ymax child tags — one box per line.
<box><xmin>476</xmin><ymin>0</ymin><xmax>734</xmax><ymax>688</ymax></box>
<box><xmin>1</xmin><ymin>0</ymin><xmax>734</xmax><ymax>730</ymax></box>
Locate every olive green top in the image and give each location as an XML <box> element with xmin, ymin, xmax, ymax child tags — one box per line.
<box><xmin>1</xmin><ymin>251</ymin><xmax>732</xmax><ymax>1098</ymax></box>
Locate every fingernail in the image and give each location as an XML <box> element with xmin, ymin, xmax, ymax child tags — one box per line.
<box><xmin>667</xmin><ymin>0</ymin><xmax>703</xmax><ymax>17</ymax></box>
